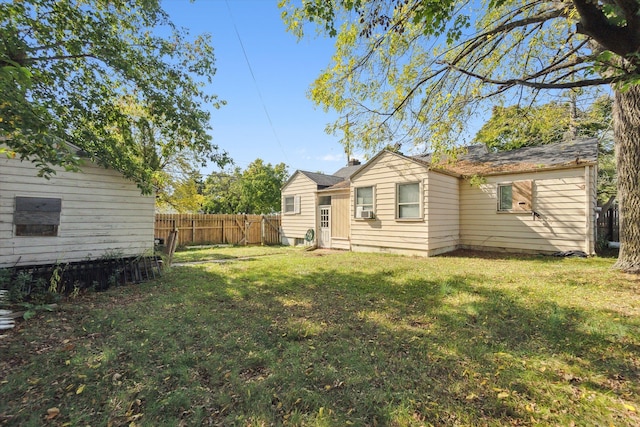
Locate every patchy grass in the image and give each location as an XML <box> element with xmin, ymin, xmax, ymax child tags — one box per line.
<box><xmin>1</xmin><ymin>248</ymin><xmax>639</xmax><ymax>426</ymax></box>
<box><xmin>172</xmin><ymin>245</ymin><xmax>296</xmax><ymax>263</ymax></box>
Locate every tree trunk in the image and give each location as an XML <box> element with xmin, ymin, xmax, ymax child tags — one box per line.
<box><xmin>613</xmin><ymin>84</ymin><xmax>640</xmax><ymax>272</ymax></box>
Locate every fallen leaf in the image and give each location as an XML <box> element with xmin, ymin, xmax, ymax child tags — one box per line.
<box><xmin>76</xmin><ymin>384</ymin><xmax>85</xmax><ymax>394</ymax></box>
<box><xmin>623</xmin><ymin>403</ymin><xmax>636</xmax><ymax>412</ymax></box>
<box><xmin>46</xmin><ymin>407</ymin><xmax>60</xmax><ymax>420</ymax></box>
<box><xmin>497</xmin><ymin>391</ymin><xmax>509</xmax><ymax>399</ymax></box>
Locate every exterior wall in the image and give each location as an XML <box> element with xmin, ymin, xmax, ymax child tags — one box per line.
<box><xmin>459</xmin><ymin>167</ymin><xmax>595</xmax><ymax>254</ymax></box>
<box><xmin>427</xmin><ymin>171</ymin><xmax>460</xmax><ymax>255</ymax></box>
<box><xmin>350</xmin><ymin>152</ymin><xmax>431</xmax><ymax>256</ymax></box>
<box><xmin>0</xmin><ymin>156</ymin><xmax>155</xmax><ymax>268</ymax></box>
<box><xmin>280</xmin><ymin>173</ymin><xmax>317</xmax><ymax>245</ymax></box>
<box><xmin>329</xmin><ymin>191</ymin><xmax>350</xmax><ymax>250</ymax></box>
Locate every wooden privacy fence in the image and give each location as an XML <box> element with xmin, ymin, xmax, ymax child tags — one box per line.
<box><xmin>597</xmin><ymin>205</ymin><xmax>619</xmax><ymax>242</ymax></box>
<box><xmin>155</xmin><ymin>214</ymin><xmax>281</xmax><ymax>247</ymax></box>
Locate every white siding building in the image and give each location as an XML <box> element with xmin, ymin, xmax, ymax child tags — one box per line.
<box><xmin>0</xmin><ymin>154</ymin><xmax>155</xmax><ymax>268</ymax></box>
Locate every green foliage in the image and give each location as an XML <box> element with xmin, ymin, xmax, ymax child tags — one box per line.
<box><xmin>467</xmin><ymin>174</ymin><xmax>487</xmax><ymax>187</ymax></box>
<box><xmin>475</xmin><ymin>103</ymin><xmax>571</xmax><ymax>151</ymax></box>
<box><xmin>0</xmin><ymin>0</ymin><xmax>226</xmax><ymax>193</ymax></box>
<box><xmin>157</xmin><ymin>168</ymin><xmax>207</xmax><ymax>213</ymax></box>
<box><xmin>202</xmin><ymin>159</ymin><xmax>289</xmax><ymax>214</ymax></box>
<box><xmin>279</xmin><ymin>1</ymin><xmax>639</xmax><ymax>156</ymax></box>
<box><xmin>0</xmin><ymin>270</ymin><xmax>60</xmax><ymax>307</ymax></box>
<box><xmin>475</xmin><ymin>95</ymin><xmax>616</xmax><ymax>203</ymax></box>
<box><xmin>238</xmin><ymin>159</ymin><xmax>289</xmax><ymax>214</ymax></box>
<box><xmin>201</xmin><ymin>168</ymin><xmax>243</xmax><ymax>214</ymax></box>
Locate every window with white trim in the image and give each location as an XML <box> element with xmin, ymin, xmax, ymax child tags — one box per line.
<box><xmin>397</xmin><ymin>182</ymin><xmax>421</xmax><ymax>219</ymax></box>
<box><xmin>497</xmin><ymin>180</ymin><xmax>533</xmax><ymax>212</ymax></box>
<box><xmin>284</xmin><ymin>195</ymin><xmax>301</xmax><ymax>214</ymax></box>
<box><xmin>355</xmin><ymin>186</ymin><xmax>374</xmax><ymax>218</ymax></box>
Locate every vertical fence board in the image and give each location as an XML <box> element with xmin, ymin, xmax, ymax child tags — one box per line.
<box><xmin>154</xmin><ymin>214</ymin><xmax>281</xmax><ymax>247</ymax></box>
<box><xmin>597</xmin><ymin>205</ymin><xmax>619</xmax><ymax>242</ymax></box>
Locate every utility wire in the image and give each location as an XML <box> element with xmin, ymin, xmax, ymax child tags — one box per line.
<box><xmin>224</xmin><ymin>0</ymin><xmax>289</xmax><ymax>163</ymax></box>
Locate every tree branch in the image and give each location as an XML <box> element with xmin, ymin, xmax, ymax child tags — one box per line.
<box><xmin>443</xmin><ymin>61</ymin><xmax>619</xmax><ymax>89</ymax></box>
<box><xmin>573</xmin><ymin>0</ymin><xmax>640</xmax><ymax>61</ymax></box>
<box><xmin>24</xmin><ymin>53</ymin><xmax>98</xmax><ymax>63</ymax></box>
<box><xmin>450</xmin><ymin>6</ymin><xmax>568</xmax><ymax>66</ymax></box>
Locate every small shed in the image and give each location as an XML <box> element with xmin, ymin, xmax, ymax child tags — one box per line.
<box><xmin>0</xmin><ymin>151</ymin><xmax>155</xmax><ymax>268</ymax></box>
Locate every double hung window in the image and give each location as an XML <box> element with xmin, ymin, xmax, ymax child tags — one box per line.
<box><xmin>397</xmin><ymin>183</ymin><xmax>421</xmax><ymax>219</ymax></box>
<box><xmin>284</xmin><ymin>195</ymin><xmax>301</xmax><ymax>214</ymax></box>
<box><xmin>355</xmin><ymin>186</ymin><xmax>374</xmax><ymax>218</ymax></box>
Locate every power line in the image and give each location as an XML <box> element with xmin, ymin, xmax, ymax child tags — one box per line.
<box><xmin>224</xmin><ymin>0</ymin><xmax>289</xmax><ymax>164</ymax></box>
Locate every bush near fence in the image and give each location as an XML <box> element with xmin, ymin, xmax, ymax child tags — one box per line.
<box><xmin>155</xmin><ymin>214</ymin><xmax>281</xmax><ymax>247</ymax></box>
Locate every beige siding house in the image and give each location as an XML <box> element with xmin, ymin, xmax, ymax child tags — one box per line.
<box><xmin>281</xmin><ymin>138</ymin><xmax>598</xmax><ymax>256</ymax></box>
<box><xmin>281</xmin><ymin>166</ymin><xmax>359</xmax><ymax>247</ymax></box>
<box><xmin>0</xmin><ymin>153</ymin><xmax>155</xmax><ymax>268</ymax></box>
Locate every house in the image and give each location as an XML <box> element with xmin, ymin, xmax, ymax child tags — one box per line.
<box><xmin>0</xmin><ymin>149</ymin><xmax>155</xmax><ymax>268</ymax></box>
<box><xmin>280</xmin><ymin>160</ymin><xmax>362</xmax><ymax>250</ymax></box>
<box><xmin>281</xmin><ymin>138</ymin><xmax>598</xmax><ymax>256</ymax></box>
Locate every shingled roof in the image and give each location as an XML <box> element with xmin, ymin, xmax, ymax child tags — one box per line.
<box><xmin>414</xmin><ymin>138</ymin><xmax>599</xmax><ymax>176</ymax></box>
<box><xmin>297</xmin><ymin>171</ymin><xmax>345</xmax><ymax>188</ymax></box>
<box><xmin>332</xmin><ymin>164</ymin><xmax>364</xmax><ymax>179</ymax></box>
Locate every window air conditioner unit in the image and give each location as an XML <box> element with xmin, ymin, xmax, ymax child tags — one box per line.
<box><xmin>359</xmin><ymin>210</ymin><xmax>375</xmax><ymax>219</ymax></box>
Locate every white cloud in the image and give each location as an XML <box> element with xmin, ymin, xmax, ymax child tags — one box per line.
<box><xmin>320</xmin><ymin>153</ymin><xmax>344</xmax><ymax>162</ymax></box>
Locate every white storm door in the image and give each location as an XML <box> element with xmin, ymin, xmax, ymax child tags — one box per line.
<box><xmin>319</xmin><ymin>206</ymin><xmax>331</xmax><ymax>248</ymax></box>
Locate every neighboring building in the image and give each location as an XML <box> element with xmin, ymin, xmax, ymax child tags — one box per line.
<box><xmin>0</xmin><ymin>150</ymin><xmax>155</xmax><ymax>268</ymax></box>
<box><xmin>281</xmin><ymin>138</ymin><xmax>598</xmax><ymax>256</ymax></box>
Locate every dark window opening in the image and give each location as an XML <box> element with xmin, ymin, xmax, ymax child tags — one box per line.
<box><xmin>14</xmin><ymin>197</ymin><xmax>62</xmax><ymax>237</ymax></box>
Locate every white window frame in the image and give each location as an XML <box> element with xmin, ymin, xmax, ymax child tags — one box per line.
<box><xmin>354</xmin><ymin>186</ymin><xmax>375</xmax><ymax>219</ymax></box>
<box><xmin>396</xmin><ymin>182</ymin><xmax>422</xmax><ymax>220</ymax></box>
<box><xmin>497</xmin><ymin>183</ymin><xmax>513</xmax><ymax>212</ymax></box>
<box><xmin>283</xmin><ymin>195</ymin><xmax>301</xmax><ymax>215</ymax></box>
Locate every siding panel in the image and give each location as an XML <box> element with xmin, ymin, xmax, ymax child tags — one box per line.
<box><xmin>350</xmin><ymin>152</ymin><xmax>431</xmax><ymax>255</ymax></box>
<box><xmin>427</xmin><ymin>171</ymin><xmax>459</xmax><ymax>254</ymax></box>
<box><xmin>0</xmin><ymin>155</ymin><xmax>155</xmax><ymax>267</ymax></box>
<box><xmin>459</xmin><ymin>168</ymin><xmax>592</xmax><ymax>254</ymax></box>
<box><xmin>281</xmin><ymin>173</ymin><xmax>317</xmax><ymax>244</ymax></box>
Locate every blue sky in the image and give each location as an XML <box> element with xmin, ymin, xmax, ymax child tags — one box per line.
<box><xmin>162</xmin><ymin>0</ymin><xmax>349</xmax><ymax>176</ymax></box>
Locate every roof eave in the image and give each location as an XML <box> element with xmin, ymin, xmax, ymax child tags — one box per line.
<box><xmin>455</xmin><ymin>160</ymin><xmax>598</xmax><ymax>178</ymax></box>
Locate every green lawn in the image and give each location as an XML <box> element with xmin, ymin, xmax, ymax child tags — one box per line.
<box><xmin>1</xmin><ymin>247</ymin><xmax>639</xmax><ymax>426</ymax></box>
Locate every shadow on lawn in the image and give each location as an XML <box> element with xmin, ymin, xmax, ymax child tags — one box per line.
<box><xmin>1</xmin><ymin>255</ymin><xmax>638</xmax><ymax>426</ymax></box>
<box><xmin>162</xmin><ymin>260</ymin><xmax>640</xmax><ymax>426</ymax></box>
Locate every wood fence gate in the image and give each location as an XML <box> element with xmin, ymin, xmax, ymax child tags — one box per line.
<box><xmin>597</xmin><ymin>205</ymin><xmax>619</xmax><ymax>242</ymax></box>
<box><xmin>155</xmin><ymin>214</ymin><xmax>281</xmax><ymax>247</ymax></box>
